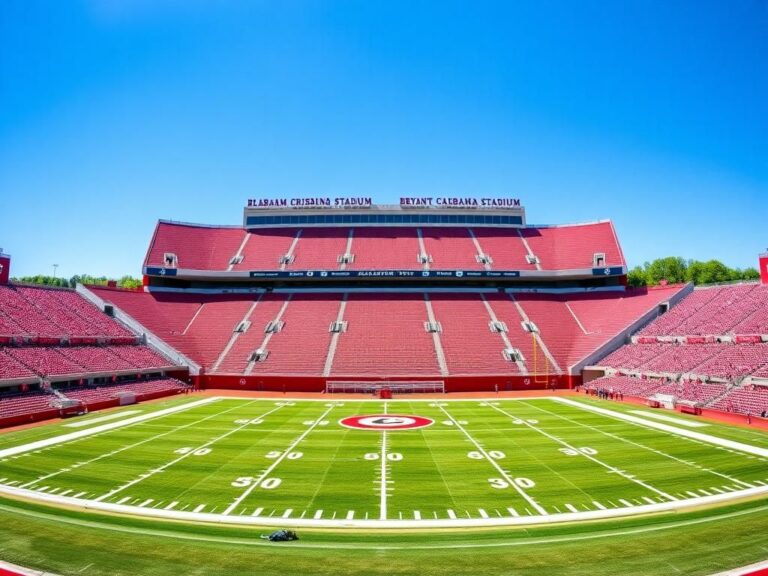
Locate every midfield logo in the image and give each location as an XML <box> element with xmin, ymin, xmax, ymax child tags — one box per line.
<box><xmin>339</xmin><ymin>414</ymin><xmax>434</xmax><ymax>430</ymax></box>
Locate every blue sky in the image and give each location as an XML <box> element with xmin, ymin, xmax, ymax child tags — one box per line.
<box><xmin>1</xmin><ymin>1</ymin><xmax>766</xmax><ymax>279</ymax></box>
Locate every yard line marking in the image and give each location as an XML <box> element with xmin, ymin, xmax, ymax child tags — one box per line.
<box><xmin>619</xmin><ymin>499</ymin><xmax>634</xmax><ymax>507</ymax></box>
<box><xmin>193</xmin><ymin>504</ymin><xmax>205</xmax><ymax>513</ymax></box>
<box><xmin>486</xmin><ymin>403</ymin><xmax>677</xmax><ymax>502</ymax></box>
<box><xmin>59</xmin><ymin>489</ymin><xmax>72</xmax><ymax>496</ymax></box>
<box><xmin>686</xmin><ymin>491</ymin><xmax>700</xmax><ymax>498</ymax></box>
<box><xmin>94</xmin><ymin>403</ymin><xmax>286</xmax><ymax>503</ymax></box>
<box><xmin>139</xmin><ymin>499</ymin><xmax>154</xmax><ymax>508</ymax></box>
<box><xmin>19</xmin><ymin>400</ymin><xmax>262</xmax><ymax>490</ymax></box>
<box><xmin>447</xmin><ymin>509</ymin><xmax>457</xmax><ymax>519</ymax></box>
<box><xmin>0</xmin><ymin>397</ymin><xmax>221</xmax><ymax>459</ymax></box>
<box><xmin>478</xmin><ymin>509</ymin><xmax>489</xmax><ymax>518</ymax></box>
<box><xmin>313</xmin><ymin>510</ymin><xmax>323</xmax><ymax>519</ymax></box>
<box><xmin>165</xmin><ymin>502</ymin><xmax>179</xmax><ymax>510</ymax></box>
<box><xmin>642</xmin><ymin>497</ymin><xmax>657</xmax><ymax>505</ymax></box>
<box><xmin>252</xmin><ymin>507</ymin><xmax>264</xmax><ymax>517</ymax></box>
<box><xmin>117</xmin><ymin>496</ymin><xmax>131</xmax><ymax>505</ymax></box>
<box><xmin>380</xmin><ymin>401</ymin><xmax>389</xmax><ymax>520</ymax></box>
<box><xmin>436</xmin><ymin>404</ymin><xmax>548</xmax><ymax>515</ymax></box>
<box><xmin>553</xmin><ymin>398</ymin><xmax>768</xmax><ymax>458</ymax></box>
<box><xmin>592</xmin><ymin>501</ymin><xmax>606</xmax><ymax>510</ymax></box>
<box><xmin>223</xmin><ymin>404</ymin><xmax>336</xmax><ymax>516</ymax></box>
<box><xmin>526</xmin><ymin>400</ymin><xmax>755</xmax><ymax>489</ymax></box>
<box><xmin>413</xmin><ymin>511</ymin><xmax>421</xmax><ymax>520</ymax></box>
<box><xmin>63</xmin><ymin>410</ymin><xmax>142</xmax><ymax>428</ymax></box>
<box><xmin>282</xmin><ymin>509</ymin><xmax>293</xmax><ymax>519</ymax></box>
<box><xmin>565</xmin><ymin>504</ymin><xmax>578</xmax><ymax>513</ymax></box>
<box><xmin>346</xmin><ymin>511</ymin><xmax>355</xmax><ymax>520</ymax></box>
<box><xmin>73</xmin><ymin>491</ymin><xmax>86</xmax><ymax>498</ymax></box>
<box><xmin>710</xmin><ymin>487</ymin><xmax>724</xmax><ymax>494</ymax></box>
<box><xmin>507</xmin><ymin>507</ymin><xmax>519</xmax><ymax>517</ymax></box>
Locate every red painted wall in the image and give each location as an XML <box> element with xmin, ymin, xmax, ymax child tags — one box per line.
<box><xmin>195</xmin><ymin>373</ymin><xmax>580</xmax><ymax>393</ymax></box>
<box><xmin>760</xmin><ymin>254</ymin><xmax>768</xmax><ymax>285</ymax></box>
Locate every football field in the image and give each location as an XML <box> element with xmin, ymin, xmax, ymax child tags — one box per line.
<box><xmin>0</xmin><ymin>395</ymin><xmax>767</xmax><ymax>529</ymax></box>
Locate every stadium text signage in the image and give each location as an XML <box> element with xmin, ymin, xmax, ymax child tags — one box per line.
<box><xmin>399</xmin><ymin>197</ymin><xmax>521</xmax><ymax>208</ymax></box>
<box><xmin>246</xmin><ymin>269</ymin><xmax>523</xmax><ymax>279</ymax></box>
<box><xmin>247</xmin><ymin>197</ymin><xmax>372</xmax><ymax>208</ymax></box>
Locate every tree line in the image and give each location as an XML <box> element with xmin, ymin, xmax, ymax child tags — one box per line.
<box><xmin>627</xmin><ymin>257</ymin><xmax>760</xmax><ymax>287</ymax></box>
<box><xmin>11</xmin><ymin>274</ymin><xmax>143</xmax><ymax>290</ymax></box>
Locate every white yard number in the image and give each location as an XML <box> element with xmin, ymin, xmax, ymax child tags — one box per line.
<box><xmin>489</xmin><ymin>477</ymin><xmax>535</xmax><ymax>489</ymax></box>
<box><xmin>468</xmin><ymin>451</ymin><xmax>505</xmax><ymax>460</ymax></box>
<box><xmin>174</xmin><ymin>447</ymin><xmax>211</xmax><ymax>456</ymax></box>
<box><xmin>266</xmin><ymin>451</ymin><xmax>303</xmax><ymax>460</ymax></box>
<box><xmin>230</xmin><ymin>476</ymin><xmax>282</xmax><ymax>490</ymax></box>
<box><xmin>364</xmin><ymin>453</ymin><xmax>403</xmax><ymax>461</ymax></box>
<box><xmin>559</xmin><ymin>447</ymin><xmax>598</xmax><ymax>456</ymax></box>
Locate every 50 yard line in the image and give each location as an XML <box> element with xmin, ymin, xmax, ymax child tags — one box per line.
<box><xmin>222</xmin><ymin>404</ymin><xmax>336</xmax><ymax>516</ymax></box>
<box><xmin>380</xmin><ymin>401</ymin><xmax>388</xmax><ymax>520</ymax></box>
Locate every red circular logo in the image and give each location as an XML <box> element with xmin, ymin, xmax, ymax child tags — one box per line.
<box><xmin>339</xmin><ymin>414</ymin><xmax>434</xmax><ymax>430</ymax></box>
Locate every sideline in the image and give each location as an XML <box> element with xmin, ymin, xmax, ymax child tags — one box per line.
<box><xmin>0</xmin><ymin>500</ymin><xmax>767</xmax><ymax>551</ymax></box>
<box><xmin>63</xmin><ymin>410</ymin><xmax>142</xmax><ymax>428</ymax></box>
<box><xmin>0</xmin><ymin>398</ymin><xmax>220</xmax><ymax>459</ymax></box>
<box><xmin>553</xmin><ymin>398</ymin><xmax>768</xmax><ymax>458</ymax></box>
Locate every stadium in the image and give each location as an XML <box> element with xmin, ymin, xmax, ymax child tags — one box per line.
<box><xmin>1</xmin><ymin>198</ymin><xmax>767</xmax><ymax>575</ymax></box>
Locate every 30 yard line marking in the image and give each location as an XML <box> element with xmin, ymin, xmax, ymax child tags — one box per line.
<box><xmin>436</xmin><ymin>404</ymin><xmax>548</xmax><ymax>515</ymax></box>
<box><xmin>18</xmin><ymin>400</ymin><xmax>263</xmax><ymax>490</ymax></box>
<box><xmin>223</xmin><ymin>404</ymin><xmax>336</xmax><ymax>516</ymax></box>
<box><xmin>486</xmin><ymin>403</ymin><xmax>677</xmax><ymax>502</ymax></box>
<box><xmin>94</xmin><ymin>403</ymin><xmax>286</xmax><ymax>503</ymax></box>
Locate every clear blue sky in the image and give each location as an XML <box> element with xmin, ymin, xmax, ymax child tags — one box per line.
<box><xmin>1</xmin><ymin>1</ymin><xmax>766</xmax><ymax>279</ymax></box>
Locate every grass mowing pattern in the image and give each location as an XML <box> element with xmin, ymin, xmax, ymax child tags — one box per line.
<box><xmin>0</xmin><ymin>396</ymin><xmax>766</xmax><ymax>527</ymax></box>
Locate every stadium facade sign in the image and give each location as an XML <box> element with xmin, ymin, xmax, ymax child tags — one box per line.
<box><xmin>247</xmin><ymin>197</ymin><xmax>373</xmax><ymax>208</ymax></box>
<box><xmin>245</xmin><ymin>197</ymin><xmax>522</xmax><ymax>210</ymax></box>
<box><xmin>399</xmin><ymin>197</ymin><xmax>521</xmax><ymax>208</ymax></box>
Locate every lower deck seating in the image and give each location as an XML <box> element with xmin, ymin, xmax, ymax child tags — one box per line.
<box><xmin>0</xmin><ymin>389</ymin><xmax>54</xmax><ymax>419</ymax></box>
<box><xmin>712</xmin><ymin>385</ymin><xmax>768</xmax><ymax>416</ymax></box>
<box><xmin>60</xmin><ymin>378</ymin><xmax>189</xmax><ymax>405</ymax></box>
<box><xmin>0</xmin><ymin>345</ymin><xmax>178</xmax><ymax>379</ymax></box>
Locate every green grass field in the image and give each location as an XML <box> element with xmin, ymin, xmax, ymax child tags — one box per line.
<box><xmin>0</xmin><ymin>394</ymin><xmax>767</xmax><ymax>575</ymax></box>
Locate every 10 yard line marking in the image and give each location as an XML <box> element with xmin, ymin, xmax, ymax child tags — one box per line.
<box><xmin>94</xmin><ymin>403</ymin><xmax>286</xmax><ymax>503</ymax></box>
<box><xmin>486</xmin><ymin>403</ymin><xmax>677</xmax><ymax>502</ymax></box>
<box><xmin>435</xmin><ymin>404</ymin><xmax>548</xmax><ymax>516</ymax></box>
<box><xmin>223</xmin><ymin>404</ymin><xmax>336</xmax><ymax>516</ymax></box>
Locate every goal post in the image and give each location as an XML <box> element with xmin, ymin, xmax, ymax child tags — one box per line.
<box><xmin>325</xmin><ymin>381</ymin><xmax>445</xmax><ymax>394</ymax></box>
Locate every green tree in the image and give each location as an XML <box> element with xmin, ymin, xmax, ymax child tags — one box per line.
<box><xmin>643</xmin><ymin>257</ymin><xmax>688</xmax><ymax>285</ymax></box>
<box><xmin>741</xmin><ymin>267</ymin><xmax>760</xmax><ymax>281</ymax></box>
<box><xmin>627</xmin><ymin>266</ymin><xmax>647</xmax><ymax>287</ymax></box>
